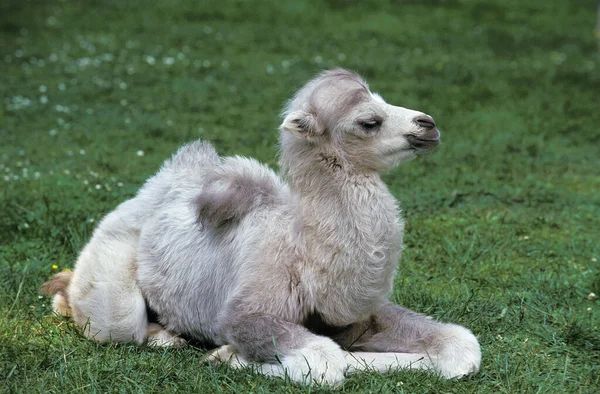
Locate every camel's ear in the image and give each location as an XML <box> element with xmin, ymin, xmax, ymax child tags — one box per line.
<box><xmin>279</xmin><ymin>110</ymin><xmax>325</xmax><ymax>138</ymax></box>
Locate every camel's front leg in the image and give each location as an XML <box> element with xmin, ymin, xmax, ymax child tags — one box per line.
<box><xmin>331</xmin><ymin>302</ymin><xmax>481</xmax><ymax>378</ymax></box>
<box><xmin>205</xmin><ymin>311</ymin><xmax>348</xmax><ymax>386</ymax></box>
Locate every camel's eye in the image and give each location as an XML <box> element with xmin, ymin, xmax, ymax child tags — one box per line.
<box><xmin>360</xmin><ymin>119</ymin><xmax>382</xmax><ymax>130</ymax></box>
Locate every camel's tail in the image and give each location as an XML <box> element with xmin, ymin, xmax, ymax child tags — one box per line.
<box><xmin>41</xmin><ymin>271</ymin><xmax>73</xmax><ymax>316</ymax></box>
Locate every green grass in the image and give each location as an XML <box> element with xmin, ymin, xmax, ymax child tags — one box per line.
<box><xmin>1</xmin><ymin>0</ymin><xmax>599</xmax><ymax>392</ymax></box>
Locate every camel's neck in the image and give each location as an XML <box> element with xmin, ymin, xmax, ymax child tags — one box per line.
<box><xmin>284</xmin><ymin>151</ymin><xmax>402</xmax><ymax>254</ymax></box>
<box><xmin>280</xmin><ymin>140</ymin><xmax>396</xmax><ymax>217</ymax></box>
<box><xmin>279</xmin><ymin>141</ymin><xmax>404</xmax><ymax>324</ymax></box>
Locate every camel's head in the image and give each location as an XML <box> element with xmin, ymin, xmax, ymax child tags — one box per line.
<box><xmin>279</xmin><ymin>68</ymin><xmax>440</xmax><ymax>173</ymax></box>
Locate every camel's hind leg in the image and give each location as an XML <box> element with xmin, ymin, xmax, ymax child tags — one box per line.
<box><xmin>70</xmin><ymin>261</ymin><xmax>184</xmax><ymax>347</ymax></box>
<box><xmin>64</xmin><ymin>206</ymin><xmax>164</xmax><ymax>345</ymax></box>
<box><xmin>43</xmin><ymin>201</ymin><xmax>186</xmax><ymax>347</ymax></box>
<box><xmin>67</xmin><ymin>230</ymin><xmax>149</xmax><ymax>344</ymax></box>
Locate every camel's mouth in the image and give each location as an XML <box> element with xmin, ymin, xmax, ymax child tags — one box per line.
<box><xmin>406</xmin><ymin>132</ymin><xmax>440</xmax><ymax>153</ymax></box>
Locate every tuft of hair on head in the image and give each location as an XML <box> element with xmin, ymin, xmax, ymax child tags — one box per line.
<box><xmin>279</xmin><ymin>68</ymin><xmax>370</xmax><ymax>139</ymax></box>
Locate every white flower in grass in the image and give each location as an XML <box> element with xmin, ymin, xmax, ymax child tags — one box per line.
<box><xmin>78</xmin><ymin>57</ymin><xmax>91</xmax><ymax>68</ymax></box>
<box><xmin>145</xmin><ymin>55</ymin><xmax>156</xmax><ymax>65</ymax></box>
<box><xmin>39</xmin><ymin>85</ymin><xmax>47</xmax><ymax>93</ymax></box>
<box><xmin>136</xmin><ymin>150</ymin><xmax>144</xmax><ymax>157</ymax></box>
<box><xmin>163</xmin><ymin>57</ymin><xmax>174</xmax><ymax>65</ymax></box>
<box><xmin>58</xmin><ymin>83</ymin><xmax>66</xmax><ymax>91</ymax></box>
<box><xmin>40</xmin><ymin>95</ymin><xmax>48</xmax><ymax>104</ymax></box>
<box><xmin>95</xmin><ymin>184</ymin><xmax>101</xmax><ymax>190</ymax></box>
<box><xmin>46</xmin><ymin>16</ymin><xmax>58</xmax><ymax>27</ymax></box>
<box><xmin>79</xmin><ymin>149</ymin><xmax>86</xmax><ymax>155</ymax></box>
<box><xmin>8</xmin><ymin>96</ymin><xmax>32</xmax><ymax>110</ymax></box>
<box><xmin>55</xmin><ymin>105</ymin><xmax>70</xmax><ymax>113</ymax></box>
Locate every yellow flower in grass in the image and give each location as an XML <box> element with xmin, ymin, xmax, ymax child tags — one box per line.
<box><xmin>51</xmin><ymin>265</ymin><xmax>58</xmax><ymax>270</ymax></box>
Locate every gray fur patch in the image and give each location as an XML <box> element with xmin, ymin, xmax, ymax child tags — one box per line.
<box><xmin>195</xmin><ymin>173</ymin><xmax>278</xmax><ymax>228</ymax></box>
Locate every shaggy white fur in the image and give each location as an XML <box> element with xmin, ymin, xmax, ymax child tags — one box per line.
<box><xmin>42</xmin><ymin>68</ymin><xmax>480</xmax><ymax>385</ymax></box>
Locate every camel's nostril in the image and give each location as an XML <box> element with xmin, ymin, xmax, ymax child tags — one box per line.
<box><xmin>414</xmin><ymin>116</ymin><xmax>436</xmax><ymax>130</ymax></box>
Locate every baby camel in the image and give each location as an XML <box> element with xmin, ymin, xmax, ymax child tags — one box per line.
<box><xmin>43</xmin><ymin>68</ymin><xmax>481</xmax><ymax>385</ymax></box>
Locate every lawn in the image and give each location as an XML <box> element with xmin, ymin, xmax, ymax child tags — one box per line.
<box><xmin>1</xmin><ymin>0</ymin><xmax>599</xmax><ymax>392</ymax></box>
